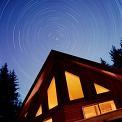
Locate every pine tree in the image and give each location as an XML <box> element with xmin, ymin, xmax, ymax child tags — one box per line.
<box><xmin>0</xmin><ymin>63</ymin><xmax>21</xmax><ymax>122</ymax></box>
<box><xmin>100</xmin><ymin>58</ymin><xmax>109</xmax><ymax>67</ymax></box>
<box><xmin>109</xmin><ymin>45</ymin><xmax>122</xmax><ymax>68</ymax></box>
<box><xmin>100</xmin><ymin>40</ymin><xmax>122</xmax><ymax>68</ymax></box>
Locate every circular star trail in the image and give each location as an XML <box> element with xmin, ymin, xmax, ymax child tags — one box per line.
<box><xmin>0</xmin><ymin>0</ymin><xmax>122</xmax><ymax>100</ymax></box>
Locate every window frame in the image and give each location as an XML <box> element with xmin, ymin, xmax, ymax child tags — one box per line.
<box><xmin>82</xmin><ymin>100</ymin><xmax>116</xmax><ymax>119</ymax></box>
<box><xmin>65</xmin><ymin>71</ymin><xmax>84</xmax><ymax>101</ymax></box>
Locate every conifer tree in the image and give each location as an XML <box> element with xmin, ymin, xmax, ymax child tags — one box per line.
<box><xmin>0</xmin><ymin>63</ymin><xmax>21</xmax><ymax>122</ymax></box>
<box><xmin>109</xmin><ymin>44</ymin><xmax>122</xmax><ymax>68</ymax></box>
<box><xmin>101</xmin><ymin>40</ymin><xmax>122</xmax><ymax>68</ymax></box>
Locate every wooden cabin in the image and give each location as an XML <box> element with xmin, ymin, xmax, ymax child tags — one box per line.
<box><xmin>18</xmin><ymin>50</ymin><xmax>122</xmax><ymax>122</ymax></box>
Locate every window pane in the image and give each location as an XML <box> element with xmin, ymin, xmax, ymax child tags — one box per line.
<box><xmin>94</xmin><ymin>83</ymin><xmax>110</xmax><ymax>94</ymax></box>
<box><xmin>47</xmin><ymin>77</ymin><xmax>58</xmax><ymax>109</ymax></box>
<box><xmin>65</xmin><ymin>71</ymin><xmax>84</xmax><ymax>100</ymax></box>
<box><xmin>82</xmin><ymin>105</ymin><xmax>100</xmax><ymax>119</ymax></box>
<box><xmin>43</xmin><ymin>118</ymin><xmax>52</xmax><ymax>122</ymax></box>
<box><xmin>99</xmin><ymin>100</ymin><xmax>116</xmax><ymax>114</ymax></box>
<box><xmin>35</xmin><ymin>105</ymin><xmax>42</xmax><ymax>117</ymax></box>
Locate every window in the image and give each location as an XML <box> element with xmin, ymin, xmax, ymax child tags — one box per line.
<box><xmin>47</xmin><ymin>77</ymin><xmax>58</xmax><ymax>109</ymax></box>
<box><xmin>82</xmin><ymin>105</ymin><xmax>100</xmax><ymax>119</ymax></box>
<box><xmin>65</xmin><ymin>71</ymin><xmax>84</xmax><ymax>100</ymax></box>
<box><xmin>99</xmin><ymin>100</ymin><xmax>116</xmax><ymax>114</ymax></box>
<box><xmin>35</xmin><ymin>105</ymin><xmax>42</xmax><ymax>117</ymax></box>
<box><xmin>94</xmin><ymin>83</ymin><xmax>110</xmax><ymax>94</ymax></box>
<box><xmin>43</xmin><ymin>118</ymin><xmax>52</xmax><ymax>122</ymax></box>
<box><xmin>82</xmin><ymin>100</ymin><xmax>116</xmax><ymax>119</ymax></box>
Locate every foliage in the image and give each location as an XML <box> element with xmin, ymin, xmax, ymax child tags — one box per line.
<box><xmin>100</xmin><ymin>58</ymin><xmax>110</xmax><ymax>67</ymax></box>
<box><xmin>100</xmin><ymin>40</ymin><xmax>122</xmax><ymax>68</ymax></box>
<box><xmin>0</xmin><ymin>63</ymin><xmax>21</xmax><ymax>122</ymax></box>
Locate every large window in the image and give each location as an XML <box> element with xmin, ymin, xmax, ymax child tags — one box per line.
<box><xmin>94</xmin><ymin>83</ymin><xmax>110</xmax><ymax>94</ymax></box>
<box><xmin>82</xmin><ymin>100</ymin><xmax>116</xmax><ymax>119</ymax></box>
<box><xmin>47</xmin><ymin>77</ymin><xmax>58</xmax><ymax>109</ymax></box>
<box><xmin>65</xmin><ymin>71</ymin><xmax>84</xmax><ymax>100</ymax></box>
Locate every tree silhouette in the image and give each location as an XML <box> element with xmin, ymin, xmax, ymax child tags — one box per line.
<box><xmin>100</xmin><ymin>58</ymin><xmax>110</xmax><ymax>67</ymax></box>
<box><xmin>0</xmin><ymin>63</ymin><xmax>21</xmax><ymax>122</ymax></box>
<box><xmin>101</xmin><ymin>40</ymin><xmax>122</xmax><ymax>68</ymax></box>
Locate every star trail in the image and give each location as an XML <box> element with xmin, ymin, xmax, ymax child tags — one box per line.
<box><xmin>0</xmin><ymin>0</ymin><xmax>122</xmax><ymax>101</ymax></box>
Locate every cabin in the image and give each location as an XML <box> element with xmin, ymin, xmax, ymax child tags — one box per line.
<box><xmin>18</xmin><ymin>50</ymin><xmax>122</xmax><ymax>122</ymax></box>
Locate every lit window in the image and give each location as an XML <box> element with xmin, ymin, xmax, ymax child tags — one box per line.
<box><xmin>43</xmin><ymin>118</ymin><xmax>52</xmax><ymax>122</ymax></box>
<box><xmin>65</xmin><ymin>71</ymin><xmax>84</xmax><ymax>100</ymax></box>
<box><xmin>82</xmin><ymin>105</ymin><xmax>100</xmax><ymax>119</ymax></box>
<box><xmin>94</xmin><ymin>83</ymin><xmax>110</xmax><ymax>94</ymax></box>
<box><xmin>82</xmin><ymin>100</ymin><xmax>116</xmax><ymax>119</ymax></box>
<box><xmin>35</xmin><ymin>105</ymin><xmax>42</xmax><ymax>117</ymax></box>
<box><xmin>47</xmin><ymin>77</ymin><xmax>58</xmax><ymax>109</ymax></box>
<box><xmin>99</xmin><ymin>100</ymin><xmax>116</xmax><ymax>114</ymax></box>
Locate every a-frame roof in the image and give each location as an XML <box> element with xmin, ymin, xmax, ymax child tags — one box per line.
<box><xmin>19</xmin><ymin>50</ymin><xmax>122</xmax><ymax>117</ymax></box>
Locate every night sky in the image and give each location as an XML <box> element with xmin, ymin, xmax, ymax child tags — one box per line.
<box><xmin>0</xmin><ymin>0</ymin><xmax>122</xmax><ymax>101</ymax></box>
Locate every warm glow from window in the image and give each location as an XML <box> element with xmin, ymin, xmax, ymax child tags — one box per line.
<box><xmin>82</xmin><ymin>105</ymin><xmax>100</xmax><ymax>119</ymax></box>
<box><xmin>94</xmin><ymin>83</ymin><xmax>110</xmax><ymax>94</ymax></box>
<box><xmin>47</xmin><ymin>77</ymin><xmax>58</xmax><ymax>109</ymax></box>
<box><xmin>82</xmin><ymin>100</ymin><xmax>116</xmax><ymax>119</ymax></box>
<box><xmin>43</xmin><ymin>118</ymin><xmax>52</xmax><ymax>122</ymax></box>
<box><xmin>99</xmin><ymin>100</ymin><xmax>116</xmax><ymax>114</ymax></box>
<box><xmin>65</xmin><ymin>71</ymin><xmax>84</xmax><ymax>100</ymax></box>
<box><xmin>35</xmin><ymin>105</ymin><xmax>42</xmax><ymax>117</ymax></box>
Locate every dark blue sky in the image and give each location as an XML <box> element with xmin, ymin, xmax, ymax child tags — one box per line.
<box><xmin>0</xmin><ymin>0</ymin><xmax>122</xmax><ymax>101</ymax></box>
